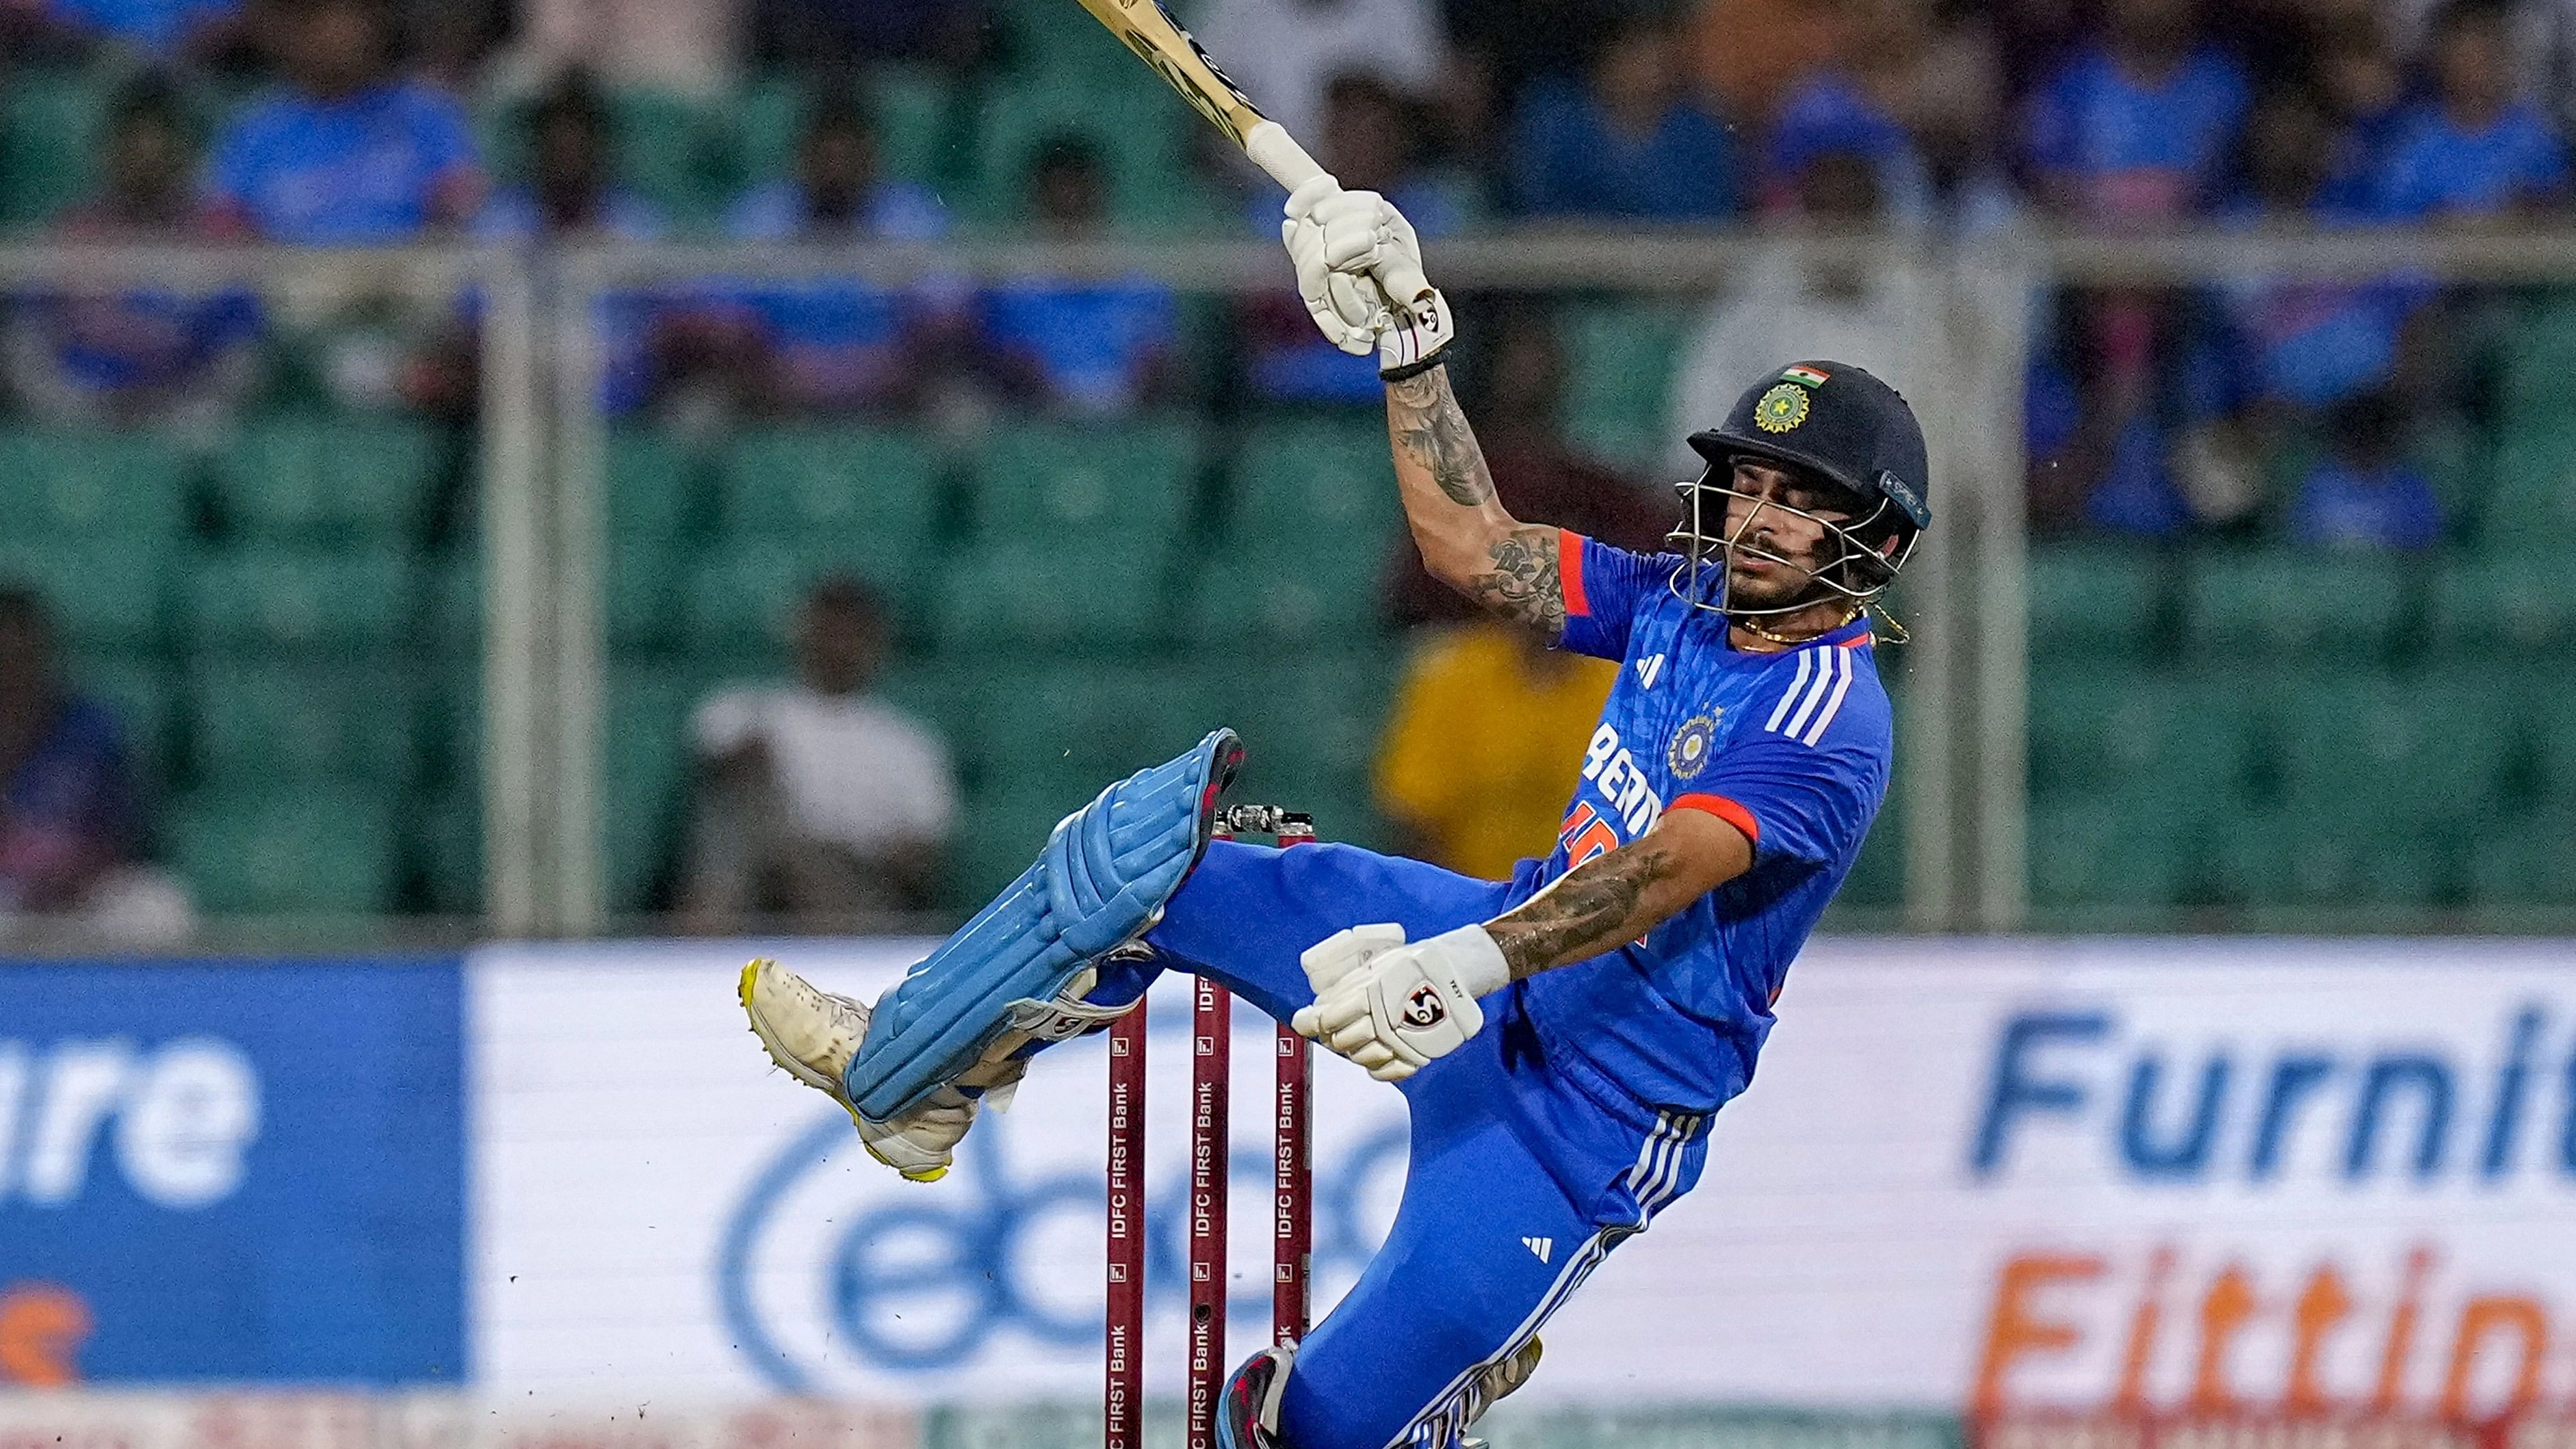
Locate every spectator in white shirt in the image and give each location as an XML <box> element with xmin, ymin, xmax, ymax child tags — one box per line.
<box><xmin>678</xmin><ymin>576</ymin><xmax>956</xmax><ymax>929</ymax></box>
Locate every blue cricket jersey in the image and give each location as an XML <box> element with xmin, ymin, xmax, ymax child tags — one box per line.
<box><xmin>1509</xmin><ymin>531</ymin><xmax>1894</xmax><ymax>1114</ymax></box>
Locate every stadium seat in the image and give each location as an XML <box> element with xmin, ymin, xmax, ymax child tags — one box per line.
<box><xmin>1560</xmin><ymin>304</ymin><xmax>1693</xmax><ymax>472</ymax></box>
<box><xmin>210</xmin><ymin>416</ymin><xmax>449</xmax><ymax>541</ymax></box>
<box><xmin>716</xmin><ymin>425</ymin><xmax>943</xmax><ymax>546</ymax></box>
<box><xmin>417</xmin><ymin>787</ymin><xmax>482</xmax><ymax>916</ymax></box>
<box><xmin>2178</xmin><ymin>549</ymin><xmax>2408</xmax><ymax>660</ymax></box>
<box><xmin>935</xmin><ymin>541</ymin><xmax>1173</xmax><ymax>653</ymax></box>
<box><xmin>2209</xmin><ymin>806</ymin><xmax>2449</xmax><ymax>910</ymax></box>
<box><xmin>608</xmin><ymin>428</ymin><xmax>702</xmax><ymax>542</ymax></box>
<box><xmin>0</xmin><ymin>68</ymin><xmax>110</xmax><ymax>229</ymax></box>
<box><xmin>71</xmin><ymin>656</ymin><xmax>174</xmax><ymax>783</ymax></box>
<box><xmin>172</xmin><ymin>787</ymin><xmax>400</xmax><ymax>917</ymax></box>
<box><xmin>2026</xmin><ymin>666</ymin><xmax>2261</xmax><ymax>803</ymax></box>
<box><xmin>874</xmin><ymin>661</ymin><xmax>997</xmax><ymax>780</ymax></box>
<box><xmin>1188</xmin><ymin>545</ymin><xmax>1388</xmax><ymax>648</ymax></box>
<box><xmin>2029</xmin><ymin>791</ymin><xmax>2193</xmax><ymax>913</ymax></box>
<box><xmin>1214</xmin><ymin>647</ymin><xmax>1403</xmax><ymax>802</ymax></box>
<box><xmin>969</xmin><ymin>81</ymin><xmax>1203</xmax><ymax>228</ymax></box>
<box><xmin>1225</xmin><ymin>415</ymin><xmax>1403</xmax><ymax>542</ymax></box>
<box><xmin>185</xmin><ymin>546</ymin><xmax>415</xmax><ymax>651</ymax></box>
<box><xmin>970</xmin><ymin>659</ymin><xmax>1223</xmax><ymax>783</ymax></box>
<box><xmin>2467</xmin><ymin>810</ymin><xmax>2576</xmax><ymax>906</ymax></box>
<box><xmin>733</xmin><ymin>72</ymin><xmax>954</xmax><ymax>188</ymax></box>
<box><xmin>974</xmin><ymin>419</ymin><xmax>1200</xmax><ymax>547</ymax></box>
<box><xmin>478</xmin><ymin>86</ymin><xmax>720</xmax><ymax>220</ymax></box>
<box><xmin>608</xmin><ymin>537</ymin><xmax>678</xmax><ymax>648</ymax></box>
<box><xmin>2530</xmin><ymin>692</ymin><xmax>2576</xmax><ymax>805</ymax></box>
<box><xmin>2269</xmin><ymin>671</ymin><xmax>2514</xmax><ymax>828</ymax></box>
<box><xmin>680</xmin><ymin>536</ymin><xmax>931</xmax><ymax>657</ymax></box>
<box><xmin>0</xmin><ymin>428</ymin><xmax>189</xmax><ymax>542</ymax></box>
<box><xmin>0</xmin><ymin>538</ymin><xmax>170</xmax><ymax>649</ymax></box>
<box><xmin>2426</xmin><ymin>551</ymin><xmax>2574</xmax><ymax>657</ymax></box>
<box><xmin>2482</xmin><ymin>422</ymin><xmax>2576</xmax><ymax>551</ymax></box>
<box><xmin>948</xmin><ymin>779</ymin><xmax>1091</xmax><ymax>909</ymax></box>
<box><xmin>187</xmin><ymin>659</ymin><xmax>423</xmax><ymax>786</ymax></box>
<box><xmin>2027</xmin><ymin>543</ymin><xmax>2168</xmax><ymax>661</ymax></box>
<box><xmin>2499</xmin><ymin>293</ymin><xmax>2576</xmax><ymax>425</ymax></box>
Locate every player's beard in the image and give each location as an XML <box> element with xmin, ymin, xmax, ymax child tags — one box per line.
<box><xmin>1722</xmin><ymin>551</ymin><xmax>1827</xmax><ymax>614</ymax></box>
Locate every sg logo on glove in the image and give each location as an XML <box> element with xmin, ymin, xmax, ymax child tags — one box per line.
<box><xmin>1398</xmin><ymin>986</ymin><xmax>1448</xmax><ymax>1031</ymax></box>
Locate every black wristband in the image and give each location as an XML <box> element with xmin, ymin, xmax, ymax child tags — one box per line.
<box><xmin>1379</xmin><ymin>352</ymin><xmax>1448</xmax><ymax>383</ymax></box>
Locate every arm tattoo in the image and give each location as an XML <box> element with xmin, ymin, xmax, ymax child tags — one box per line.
<box><xmin>1486</xmin><ymin>841</ymin><xmax>1684</xmax><ymax>979</ymax></box>
<box><xmin>1466</xmin><ymin>525</ymin><xmax>1567</xmax><ymax>638</ymax></box>
<box><xmin>1387</xmin><ymin>367</ymin><xmax>1494</xmax><ymax>506</ymax></box>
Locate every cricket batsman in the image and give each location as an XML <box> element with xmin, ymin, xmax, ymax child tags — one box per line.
<box><xmin>739</xmin><ymin>177</ymin><xmax>1931</xmax><ymax>1449</ymax></box>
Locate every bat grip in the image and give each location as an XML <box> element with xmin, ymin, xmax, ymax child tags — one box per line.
<box><xmin>1244</xmin><ymin>120</ymin><xmax>1325</xmax><ymax>192</ymax></box>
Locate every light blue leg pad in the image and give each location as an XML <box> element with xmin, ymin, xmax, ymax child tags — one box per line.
<box><xmin>842</xmin><ymin>727</ymin><xmax>1243</xmax><ymax>1121</ymax></box>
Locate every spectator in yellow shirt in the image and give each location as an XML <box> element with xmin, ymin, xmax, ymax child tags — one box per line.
<box><xmin>1374</xmin><ymin>621</ymin><xmax>1618</xmax><ymax>881</ymax></box>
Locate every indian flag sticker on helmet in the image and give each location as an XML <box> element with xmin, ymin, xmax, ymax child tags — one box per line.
<box><xmin>1780</xmin><ymin>364</ymin><xmax>1832</xmax><ymax>387</ymax></box>
<box><xmin>1754</xmin><ymin>383</ymin><xmax>1810</xmax><ymax>433</ymax></box>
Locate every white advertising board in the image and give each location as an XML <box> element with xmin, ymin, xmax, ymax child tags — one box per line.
<box><xmin>470</xmin><ymin>939</ymin><xmax>2576</xmax><ymax>1415</ymax></box>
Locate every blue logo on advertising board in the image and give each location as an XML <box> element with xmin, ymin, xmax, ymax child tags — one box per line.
<box><xmin>0</xmin><ymin>958</ymin><xmax>464</xmax><ymax>1385</ymax></box>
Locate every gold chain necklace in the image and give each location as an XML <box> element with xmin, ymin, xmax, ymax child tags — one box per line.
<box><xmin>1732</xmin><ymin>601</ymin><xmax>1864</xmax><ymax>649</ymax></box>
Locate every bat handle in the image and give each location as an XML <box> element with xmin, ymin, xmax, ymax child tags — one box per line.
<box><xmin>1244</xmin><ymin>120</ymin><xmax>1325</xmax><ymax>192</ymax></box>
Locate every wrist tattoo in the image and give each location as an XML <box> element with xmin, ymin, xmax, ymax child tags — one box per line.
<box><xmin>1388</xmin><ymin>368</ymin><xmax>1494</xmax><ymax>507</ymax></box>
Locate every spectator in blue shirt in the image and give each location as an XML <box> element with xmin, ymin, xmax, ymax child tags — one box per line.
<box><xmin>2290</xmin><ymin>392</ymin><xmax>2444</xmax><ymax>550</ymax></box>
<box><xmin>4</xmin><ymin>77</ymin><xmax>261</xmax><ymax>427</ymax></box>
<box><xmin>2019</xmin><ymin>0</ymin><xmax>2250</xmax><ymax>222</ymax></box>
<box><xmin>1760</xmin><ymin>73</ymin><xmax>1932</xmax><ymax>224</ymax></box>
<box><xmin>1509</xmin><ymin>12</ymin><xmax>1741</xmax><ymax>222</ymax></box>
<box><xmin>974</xmin><ymin>135</ymin><xmax>1178</xmax><ymax>415</ymax></box>
<box><xmin>2369</xmin><ymin>0</ymin><xmax>2570</xmax><ymax>221</ymax></box>
<box><xmin>0</xmin><ymin>588</ymin><xmax>191</xmax><ymax>944</ymax></box>
<box><xmin>717</xmin><ymin>91</ymin><xmax>958</xmax><ymax>413</ymax></box>
<box><xmin>44</xmin><ymin>0</ymin><xmax>246</xmax><ymax>60</ymax></box>
<box><xmin>1240</xmin><ymin>70</ymin><xmax>1478</xmax><ymax>406</ymax></box>
<box><xmin>202</xmin><ymin>0</ymin><xmax>484</xmax><ymax>242</ymax></box>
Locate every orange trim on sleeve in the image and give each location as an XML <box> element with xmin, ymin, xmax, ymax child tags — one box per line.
<box><xmin>1669</xmin><ymin>792</ymin><xmax>1760</xmax><ymax>846</ymax></box>
<box><xmin>1559</xmin><ymin>530</ymin><xmax>1591</xmax><ymax>617</ymax></box>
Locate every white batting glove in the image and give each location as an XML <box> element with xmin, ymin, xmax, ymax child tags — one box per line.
<box><xmin>1281</xmin><ymin>179</ymin><xmax>1454</xmax><ymax>373</ymax></box>
<box><xmin>1290</xmin><ymin>924</ymin><xmax>1509</xmax><ymax>1082</ymax></box>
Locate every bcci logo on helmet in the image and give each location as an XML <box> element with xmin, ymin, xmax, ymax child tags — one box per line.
<box><xmin>1399</xmin><ymin>985</ymin><xmax>1448</xmax><ymax>1030</ymax></box>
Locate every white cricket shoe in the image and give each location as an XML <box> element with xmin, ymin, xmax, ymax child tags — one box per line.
<box><xmin>738</xmin><ymin>958</ymin><xmax>994</xmax><ymax>1183</ymax></box>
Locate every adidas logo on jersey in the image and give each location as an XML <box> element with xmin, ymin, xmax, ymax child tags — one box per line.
<box><xmin>1522</xmin><ymin>1236</ymin><xmax>1554</xmax><ymax>1264</ymax></box>
<box><xmin>1635</xmin><ymin>653</ymin><xmax>1665</xmax><ymax>690</ymax></box>
<box><xmin>1762</xmin><ymin>644</ymin><xmax>1857</xmax><ymax>747</ymax></box>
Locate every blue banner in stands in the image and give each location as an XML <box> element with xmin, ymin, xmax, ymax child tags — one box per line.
<box><xmin>0</xmin><ymin>958</ymin><xmax>464</xmax><ymax>1386</ymax></box>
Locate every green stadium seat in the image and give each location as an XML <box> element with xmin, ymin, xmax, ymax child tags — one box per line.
<box><xmin>733</xmin><ymin>72</ymin><xmax>954</xmax><ymax>188</ymax></box>
<box><xmin>0</xmin><ymin>428</ymin><xmax>189</xmax><ymax>540</ymax></box>
<box><xmin>2179</xmin><ymin>549</ymin><xmax>2408</xmax><ymax>660</ymax></box>
<box><xmin>211</xmin><ymin>416</ymin><xmax>447</xmax><ymax>540</ymax></box>
<box><xmin>608</xmin><ymin>536</ymin><xmax>678</xmax><ymax>647</ymax></box>
<box><xmin>71</xmin><ymin>656</ymin><xmax>175</xmax><ymax>783</ymax></box>
<box><xmin>2027</xmin><ymin>666</ymin><xmax>2263</xmax><ymax>798</ymax></box>
<box><xmin>934</xmin><ymin>540</ymin><xmax>1171</xmax><ymax>653</ymax></box>
<box><xmin>2482</xmin><ymin>423</ymin><xmax>2576</xmax><ymax>551</ymax></box>
<box><xmin>478</xmin><ymin>86</ymin><xmax>720</xmax><ymax>220</ymax></box>
<box><xmin>969</xmin><ymin>82</ymin><xmax>1200</xmax><ymax>228</ymax></box>
<box><xmin>2029</xmin><ymin>790</ymin><xmax>2194</xmax><ymax>912</ymax></box>
<box><xmin>2467</xmin><ymin>811</ymin><xmax>2576</xmax><ymax>906</ymax></box>
<box><xmin>172</xmin><ymin>787</ymin><xmax>399</xmax><ymax>916</ymax></box>
<box><xmin>0</xmin><ymin>68</ymin><xmax>111</xmax><ymax>229</ymax></box>
<box><xmin>970</xmin><ymin>660</ymin><xmax>1221</xmax><ymax>782</ymax></box>
<box><xmin>1214</xmin><ymin>647</ymin><xmax>1403</xmax><ymax>804</ymax></box>
<box><xmin>947</xmin><ymin>779</ymin><xmax>1086</xmax><ymax>908</ymax></box>
<box><xmin>1560</xmin><ymin>304</ymin><xmax>1691</xmax><ymax>471</ymax></box>
<box><xmin>417</xmin><ymin>787</ymin><xmax>482</xmax><ymax>916</ymax></box>
<box><xmin>2210</xmin><ymin>806</ymin><xmax>2449</xmax><ymax>910</ymax></box>
<box><xmin>186</xmin><ymin>545</ymin><xmax>414</xmax><ymax>651</ymax></box>
<box><xmin>1225</xmin><ymin>415</ymin><xmax>1401</xmax><ymax>541</ymax></box>
<box><xmin>2529</xmin><ymin>693</ymin><xmax>2576</xmax><ymax>805</ymax></box>
<box><xmin>875</xmin><ymin>662</ymin><xmax>995</xmax><ymax>779</ymax></box>
<box><xmin>2427</xmin><ymin>551</ymin><xmax>2575</xmax><ymax>657</ymax></box>
<box><xmin>2500</xmin><ymin>293</ymin><xmax>2576</xmax><ymax>425</ymax></box>
<box><xmin>187</xmin><ymin>659</ymin><xmax>422</xmax><ymax>785</ymax></box>
<box><xmin>608</xmin><ymin>428</ymin><xmax>701</xmax><ymax>542</ymax></box>
<box><xmin>2028</xmin><ymin>543</ymin><xmax>2168</xmax><ymax>660</ymax></box>
<box><xmin>974</xmin><ymin>419</ymin><xmax>1199</xmax><ymax>546</ymax></box>
<box><xmin>680</xmin><ymin>536</ymin><xmax>929</xmax><ymax>655</ymax></box>
<box><xmin>0</xmin><ymin>538</ymin><xmax>170</xmax><ymax>649</ymax></box>
<box><xmin>2268</xmin><ymin>671</ymin><xmax>2514</xmax><ymax>827</ymax></box>
<box><xmin>428</xmin><ymin>552</ymin><xmax>482</xmax><ymax>659</ymax></box>
<box><xmin>717</xmin><ymin>425</ymin><xmax>943</xmax><ymax>545</ymax></box>
<box><xmin>1188</xmin><ymin>545</ymin><xmax>1388</xmax><ymax>648</ymax></box>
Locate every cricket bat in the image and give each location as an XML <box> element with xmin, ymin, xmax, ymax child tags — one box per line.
<box><xmin>1068</xmin><ymin>0</ymin><xmax>1327</xmax><ymax>192</ymax></box>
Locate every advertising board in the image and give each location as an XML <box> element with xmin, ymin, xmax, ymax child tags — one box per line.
<box><xmin>470</xmin><ymin>939</ymin><xmax>2576</xmax><ymax>1415</ymax></box>
<box><xmin>0</xmin><ymin>958</ymin><xmax>465</xmax><ymax>1386</ymax></box>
